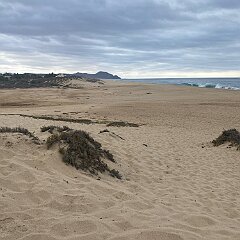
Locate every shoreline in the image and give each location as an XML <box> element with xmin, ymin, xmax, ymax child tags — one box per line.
<box><xmin>111</xmin><ymin>77</ymin><xmax>240</xmax><ymax>90</ymax></box>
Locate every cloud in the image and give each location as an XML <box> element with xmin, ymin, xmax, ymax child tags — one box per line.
<box><xmin>0</xmin><ymin>0</ymin><xmax>239</xmax><ymax>77</ymax></box>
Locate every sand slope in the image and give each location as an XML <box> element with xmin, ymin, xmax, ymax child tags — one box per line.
<box><xmin>0</xmin><ymin>82</ymin><xmax>240</xmax><ymax>240</ymax></box>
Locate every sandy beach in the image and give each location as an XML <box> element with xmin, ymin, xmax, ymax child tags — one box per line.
<box><xmin>0</xmin><ymin>81</ymin><xmax>239</xmax><ymax>240</ymax></box>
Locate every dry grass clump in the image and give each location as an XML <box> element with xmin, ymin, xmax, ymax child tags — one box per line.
<box><xmin>30</xmin><ymin>115</ymin><xmax>93</xmax><ymax>124</ymax></box>
<box><xmin>46</xmin><ymin>129</ymin><xmax>121</xmax><ymax>179</ymax></box>
<box><xmin>46</xmin><ymin>134</ymin><xmax>60</xmax><ymax>149</ymax></box>
<box><xmin>106</xmin><ymin>121</ymin><xmax>139</xmax><ymax>127</ymax></box>
<box><xmin>36</xmin><ymin>115</ymin><xmax>137</xmax><ymax>127</ymax></box>
<box><xmin>41</xmin><ymin>125</ymin><xmax>70</xmax><ymax>134</ymax></box>
<box><xmin>212</xmin><ymin>129</ymin><xmax>240</xmax><ymax>150</ymax></box>
<box><xmin>0</xmin><ymin>114</ymin><xmax>140</xmax><ymax>128</ymax></box>
<box><xmin>99</xmin><ymin>129</ymin><xmax>110</xmax><ymax>133</ymax></box>
<box><xmin>0</xmin><ymin>127</ymin><xmax>39</xmax><ymax>143</ymax></box>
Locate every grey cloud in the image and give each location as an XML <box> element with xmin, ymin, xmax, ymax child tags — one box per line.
<box><xmin>0</xmin><ymin>0</ymin><xmax>190</xmax><ymax>36</ymax></box>
<box><xmin>0</xmin><ymin>0</ymin><xmax>239</xmax><ymax>76</ymax></box>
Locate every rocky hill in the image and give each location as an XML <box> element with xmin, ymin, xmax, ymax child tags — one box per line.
<box><xmin>72</xmin><ymin>71</ymin><xmax>121</xmax><ymax>79</ymax></box>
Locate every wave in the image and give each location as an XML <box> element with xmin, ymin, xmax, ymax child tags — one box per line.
<box><xmin>180</xmin><ymin>82</ymin><xmax>239</xmax><ymax>90</ymax></box>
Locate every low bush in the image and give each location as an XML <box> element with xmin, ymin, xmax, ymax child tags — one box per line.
<box><xmin>0</xmin><ymin>127</ymin><xmax>39</xmax><ymax>143</ymax></box>
<box><xmin>46</xmin><ymin>134</ymin><xmax>60</xmax><ymax>149</ymax></box>
<box><xmin>212</xmin><ymin>129</ymin><xmax>240</xmax><ymax>150</ymax></box>
<box><xmin>41</xmin><ymin>125</ymin><xmax>70</xmax><ymax>134</ymax></box>
<box><xmin>109</xmin><ymin>169</ymin><xmax>122</xmax><ymax>179</ymax></box>
<box><xmin>46</xmin><ymin>129</ymin><xmax>122</xmax><ymax>179</ymax></box>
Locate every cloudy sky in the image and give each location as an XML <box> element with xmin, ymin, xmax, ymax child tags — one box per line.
<box><xmin>0</xmin><ymin>0</ymin><xmax>240</xmax><ymax>78</ymax></box>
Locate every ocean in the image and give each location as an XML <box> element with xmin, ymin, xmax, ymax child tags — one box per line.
<box><xmin>119</xmin><ymin>78</ymin><xmax>240</xmax><ymax>90</ymax></box>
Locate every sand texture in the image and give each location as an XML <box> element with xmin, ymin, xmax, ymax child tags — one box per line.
<box><xmin>0</xmin><ymin>81</ymin><xmax>240</xmax><ymax>240</ymax></box>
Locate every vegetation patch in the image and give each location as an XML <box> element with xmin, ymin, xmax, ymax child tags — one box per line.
<box><xmin>46</xmin><ymin>128</ymin><xmax>121</xmax><ymax>179</ymax></box>
<box><xmin>41</xmin><ymin>125</ymin><xmax>70</xmax><ymax>134</ymax></box>
<box><xmin>106</xmin><ymin>121</ymin><xmax>139</xmax><ymax>127</ymax></box>
<box><xmin>0</xmin><ymin>73</ymin><xmax>104</xmax><ymax>89</ymax></box>
<box><xmin>0</xmin><ymin>127</ymin><xmax>39</xmax><ymax>143</ymax></box>
<box><xmin>27</xmin><ymin>115</ymin><xmax>94</xmax><ymax>124</ymax></box>
<box><xmin>0</xmin><ymin>75</ymin><xmax>63</xmax><ymax>89</ymax></box>
<box><xmin>212</xmin><ymin>129</ymin><xmax>240</xmax><ymax>150</ymax></box>
<box><xmin>0</xmin><ymin>113</ymin><xmax>140</xmax><ymax>127</ymax></box>
<box><xmin>99</xmin><ymin>129</ymin><xmax>125</xmax><ymax>140</ymax></box>
<box><xmin>99</xmin><ymin>129</ymin><xmax>110</xmax><ymax>133</ymax></box>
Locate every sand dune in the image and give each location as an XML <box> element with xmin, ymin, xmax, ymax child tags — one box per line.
<box><xmin>0</xmin><ymin>82</ymin><xmax>240</xmax><ymax>240</ymax></box>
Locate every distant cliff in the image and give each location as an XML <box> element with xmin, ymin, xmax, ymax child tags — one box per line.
<box><xmin>72</xmin><ymin>71</ymin><xmax>121</xmax><ymax>79</ymax></box>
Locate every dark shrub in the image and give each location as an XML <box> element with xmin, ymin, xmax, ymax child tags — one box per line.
<box><xmin>212</xmin><ymin>129</ymin><xmax>240</xmax><ymax>150</ymax></box>
<box><xmin>103</xmin><ymin>150</ymin><xmax>115</xmax><ymax>162</ymax></box>
<box><xmin>46</xmin><ymin>134</ymin><xmax>60</xmax><ymax>149</ymax></box>
<box><xmin>0</xmin><ymin>127</ymin><xmax>39</xmax><ymax>143</ymax></box>
<box><xmin>41</xmin><ymin>125</ymin><xmax>70</xmax><ymax>134</ymax></box>
<box><xmin>109</xmin><ymin>169</ymin><xmax>122</xmax><ymax>179</ymax></box>
<box><xmin>46</xmin><ymin>130</ymin><xmax>122</xmax><ymax>179</ymax></box>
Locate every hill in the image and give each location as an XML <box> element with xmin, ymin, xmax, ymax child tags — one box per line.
<box><xmin>72</xmin><ymin>71</ymin><xmax>121</xmax><ymax>79</ymax></box>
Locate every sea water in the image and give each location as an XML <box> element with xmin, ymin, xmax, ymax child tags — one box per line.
<box><xmin>119</xmin><ymin>78</ymin><xmax>240</xmax><ymax>90</ymax></box>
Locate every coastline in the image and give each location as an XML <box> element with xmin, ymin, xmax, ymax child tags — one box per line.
<box><xmin>0</xmin><ymin>81</ymin><xmax>239</xmax><ymax>240</ymax></box>
<box><xmin>115</xmin><ymin>77</ymin><xmax>240</xmax><ymax>90</ymax></box>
